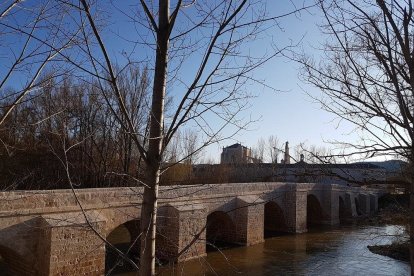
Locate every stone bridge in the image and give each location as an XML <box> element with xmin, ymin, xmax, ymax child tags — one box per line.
<box><xmin>0</xmin><ymin>182</ymin><xmax>382</xmax><ymax>275</ymax></box>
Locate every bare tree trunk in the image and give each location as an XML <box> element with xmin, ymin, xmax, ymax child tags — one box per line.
<box><xmin>411</xmin><ymin>198</ymin><xmax>414</xmax><ymax>274</ymax></box>
<box><xmin>140</xmin><ymin>1</ymin><xmax>169</xmax><ymax>275</ymax></box>
<box><xmin>411</xmin><ymin>149</ymin><xmax>414</xmax><ymax>275</ymax></box>
<box><xmin>140</xmin><ymin>167</ymin><xmax>160</xmax><ymax>275</ymax></box>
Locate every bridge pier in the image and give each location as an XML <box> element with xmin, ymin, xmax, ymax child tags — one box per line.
<box><xmin>0</xmin><ymin>218</ymin><xmax>40</xmax><ymax>276</ymax></box>
<box><xmin>206</xmin><ymin>196</ymin><xmax>264</xmax><ymax>250</ymax></box>
<box><xmin>319</xmin><ymin>187</ymin><xmax>340</xmax><ymax>225</ymax></box>
<box><xmin>358</xmin><ymin>194</ymin><xmax>371</xmax><ymax>215</ymax></box>
<box><xmin>369</xmin><ymin>194</ymin><xmax>378</xmax><ymax>214</ymax></box>
<box><xmin>0</xmin><ymin>183</ymin><xmax>384</xmax><ymax>274</ymax></box>
<box><xmin>37</xmin><ymin>212</ymin><xmax>105</xmax><ymax>275</ymax></box>
<box><xmin>284</xmin><ymin>187</ymin><xmax>307</xmax><ymax>233</ymax></box>
<box><xmin>232</xmin><ymin>196</ymin><xmax>264</xmax><ymax>245</ymax></box>
<box><xmin>156</xmin><ymin>204</ymin><xmax>207</xmax><ymax>262</ymax></box>
<box><xmin>306</xmin><ymin>186</ymin><xmax>343</xmax><ymax>226</ymax></box>
<box><xmin>343</xmin><ymin>193</ymin><xmax>354</xmax><ymax>218</ymax></box>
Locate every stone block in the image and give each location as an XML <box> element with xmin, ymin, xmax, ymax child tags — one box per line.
<box><xmin>156</xmin><ymin>203</ymin><xmax>207</xmax><ymax>262</ymax></box>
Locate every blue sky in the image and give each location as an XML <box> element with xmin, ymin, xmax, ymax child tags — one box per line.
<box><xmin>1</xmin><ymin>0</ymin><xmax>379</xmax><ymax>163</ymax></box>
<box><xmin>203</xmin><ymin>1</ymin><xmax>361</xmax><ymax>161</ymax></box>
<box><xmin>97</xmin><ymin>1</ymin><xmax>356</xmax><ymax>162</ymax></box>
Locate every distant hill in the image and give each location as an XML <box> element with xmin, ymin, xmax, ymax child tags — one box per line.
<box><xmin>361</xmin><ymin>160</ymin><xmax>407</xmax><ymax>173</ymax></box>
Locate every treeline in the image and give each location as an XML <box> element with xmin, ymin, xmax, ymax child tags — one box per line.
<box><xmin>251</xmin><ymin>135</ymin><xmax>336</xmax><ymax>164</ymax></box>
<box><xmin>0</xmin><ymin>66</ymin><xmax>151</xmax><ymax>190</ymax></box>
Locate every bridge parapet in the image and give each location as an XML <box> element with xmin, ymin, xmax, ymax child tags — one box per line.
<box><xmin>0</xmin><ymin>182</ymin><xmax>384</xmax><ymax>275</ymax></box>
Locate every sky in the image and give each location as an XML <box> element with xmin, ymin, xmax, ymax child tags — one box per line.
<box><xmin>203</xmin><ymin>1</ymin><xmax>361</xmax><ymax>162</ymax></box>
<box><xmin>0</xmin><ymin>0</ymin><xmax>391</xmax><ymax>163</ymax></box>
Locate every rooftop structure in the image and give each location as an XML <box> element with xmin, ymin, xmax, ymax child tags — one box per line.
<box><xmin>220</xmin><ymin>143</ymin><xmax>260</xmax><ymax>164</ymax></box>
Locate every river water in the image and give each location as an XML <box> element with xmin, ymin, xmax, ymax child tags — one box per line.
<box><xmin>151</xmin><ymin>224</ymin><xmax>408</xmax><ymax>276</ymax></box>
<box><xmin>0</xmin><ymin>224</ymin><xmax>408</xmax><ymax>275</ymax></box>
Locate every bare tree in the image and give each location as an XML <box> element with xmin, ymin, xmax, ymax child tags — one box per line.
<box><xmin>0</xmin><ymin>66</ymin><xmax>151</xmax><ymax>190</ymax></box>
<box><xmin>293</xmin><ymin>143</ymin><xmax>303</xmax><ymax>163</ymax></box>
<box><xmin>181</xmin><ymin>129</ymin><xmax>200</xmax><ymax>165</ymax></box>
<box><xmin>299</xmin><ymin>0</ymin><xmax>414</xmax><ymax>270</ymax></box>
<box><xmin>0</xmin><ymin>0</ymin><xmax>310</xmax><ymax>274</ymax></box>
<box><xmin>253</xmin><ymin>137</ymin><xmax>266</xmax><ymax>162</ymax></box>
<box><xmin>299</xmin><ymin>143</ymin><xmax>333</xmax><ymax>164</ymax></box>
<box><xmin>163</xmin><ymin>130</ymin><xmax>180</xmax><ymax>164</ymax></box>
<box><xmin>253</xmin><ymin>135</ymin><xmax>281</xmax><ymax>163</ymax></box>
<box><xmin>267</xmin><ymin>135</ymin><xmax>281</xmax><ymax>163</ymax></box>
<box><xmin>73</xmin><ymin>1</ymin><xmax>309</xmax><ymax>274</ymax></box>
<box><xmin>0</xmin><ymin>0</ymin><xmax>83</xmax><ymax>126</ymax></box>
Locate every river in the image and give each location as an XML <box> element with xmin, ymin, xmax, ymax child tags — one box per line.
<box><xmin>0</xmin><ymin>224</ymin><xmax>408</xmax><ymax>275</ymax></box>
<box><xmin>139</xmin><ymin>224</ymin><xmax>408</xmax><ymax>275</ymax></box>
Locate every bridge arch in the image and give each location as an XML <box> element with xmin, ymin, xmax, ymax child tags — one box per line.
<box><xmin>105</xmin><ymin>219</ymin><xmax>140</xmax><ymax>274</ymax></box>
<box><xmin>339</xmin><ymin>193</ymin><xmax>354</xmax><ymax>220</ymax></box>
<box><xmin>264</xmin><ymin>201</ymin><xmax>288</xmax><ymax>236</ymax></box>
<box><xmin>354</xmin><ymin>197</ymin><xmax>362</xmax><ymax>216</ymax></box>
<box><xmin>0</xmin><ymin>245</ymin><xmax>33</xmax><ymax>275</ymax></box>
<box><xmin>103</xmin><ymin>206</ymin><xmax>141</xmax><ymax>237</ymax></box>
<box><xmin>0</xmin><ymin>254</ymin><xmax>8</xmax><ymax>276</ymax></box>
<box><xmin>206</xmin><ymin>211</ymin><xmax>237</xmax><ymax>250</ymax></box>
<box><xmin>369</xmin><ymin>194</ymin><xmax>377</xmax><ymax>214</ymax></box>
<box><xmin>0</xmin><ymin>184</ymin><xmax>383</xmax><ymax>274</ymax></box>
<box><xmin>339</xmin><ymin>195</ymin><xmax>346</xmax><ymax>221</ymax></box>
<box><xmin>307</xmin><ymin>194</ymin><xmax>324</xmax><ymax>227</ymax></box>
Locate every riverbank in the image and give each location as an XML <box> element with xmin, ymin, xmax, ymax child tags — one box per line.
<box><xmin>368</xmin><ymin>242</ymin><xmax>409</xmax><ymax>262</ymax></box>
<box><xmin>366</xmin><ymin>193</ymin><xmax>409</xmax><ymax>263</ymax></box>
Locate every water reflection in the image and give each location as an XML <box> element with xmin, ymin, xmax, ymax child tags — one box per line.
<box><xmin>154</xmin><ymin>225</ymin><xmax>408</xmax><ymax>276</ymax></box>
<box><xmin>0</xmin><ymin>225</ymin><xmax>405</xmax><ymax>275</ymax></box>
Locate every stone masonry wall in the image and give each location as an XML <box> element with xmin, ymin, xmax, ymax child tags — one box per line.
<box><xmin>283</xmin><ymin>188</ymin><xmax>307</xmax><ymax>233</ymax></box>
<box><xmin>0</xmin><ymin>183</ymin><xmax>383</xmax><ymax>275</ymax></box>
<box><xmin>234</xmin><ymin>196</ymin><xmax>264</xmax><ymax>245</ymax></box>
<box><xmin>156</xmin><ymin>204</ymin><xmax>207</xmax><ymax>262</ymax></box>
<box><xmin>37</xmin><ymin>214</ymin><xmax>105</xmax><ymax>276</ymax></box>
<box><xmin>156</xmin><ymin>206</ymin><xmax>180</xmax><ymax>262</ymax></box>
<box><xmin>358</xmin><ymin>194</ymin><xmax>370</xmax><ymax>215</ymax></box>
<box><xmin>176</xmin><ymin>205</ymin><xmax>207</xmax><ymax>261</ymax></box>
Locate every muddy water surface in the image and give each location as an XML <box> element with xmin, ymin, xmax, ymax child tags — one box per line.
<box><xmin>139</xmin><ymin>225</ymin><xmax>408</xmax><ymax>276</ymax></box>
